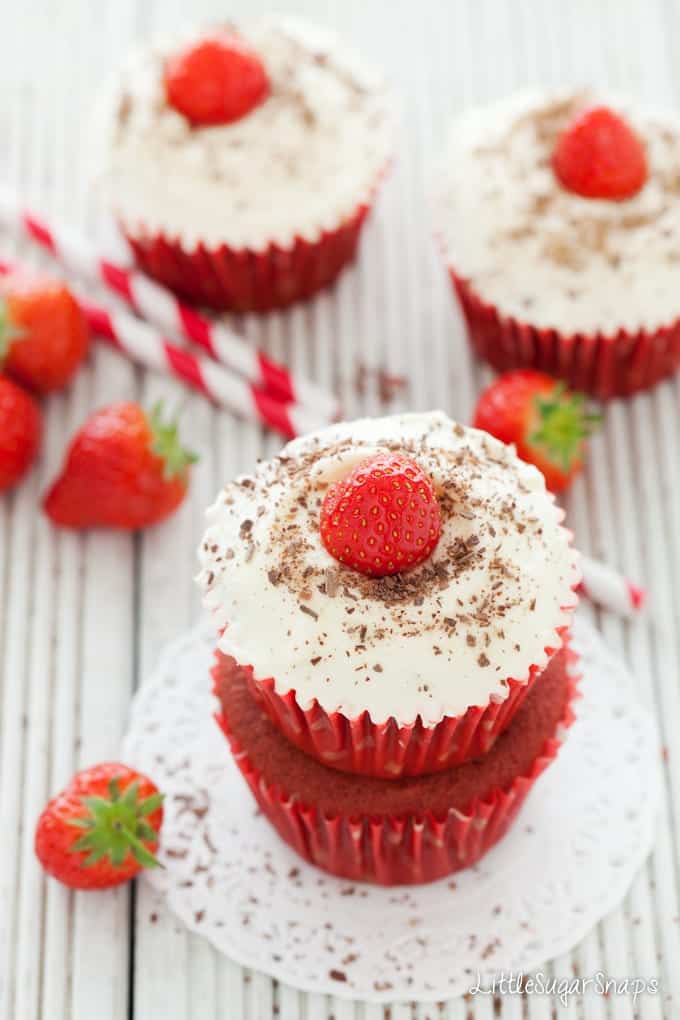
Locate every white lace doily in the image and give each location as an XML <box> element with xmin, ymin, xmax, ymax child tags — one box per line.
<box><xmin>123</xmin><ymin>615</ymin><xmax>660</xmax><ymax>1003</ymax></box>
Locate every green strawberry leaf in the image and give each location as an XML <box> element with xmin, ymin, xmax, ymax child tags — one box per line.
<box><xmin>148</xmin><ymin>401</ymin><xmax>199</xmax><ymax>481</ymax></box>
<box><xmin>67</xmin><ymin>774</ymin><xmax>164</xmax><ymax>872</ymax></box>
<box><xmin>529</xmin><ymin>383</ymin><xmax>602</xmax><ymax>471</ymax></box>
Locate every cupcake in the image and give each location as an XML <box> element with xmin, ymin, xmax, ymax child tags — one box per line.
<box><xmin>213</xmin><ymin>639</ymin><xmax>579</xmax><ymax>884</ymax></box>
<box><xmin>198</xmin><ymin>412</ymin><xmax>579</xmax><ymax>780</ymax></box>
<box><xmin>95</xmin><ymin>18</ymin><xmax>394</xmax><ymax>311</ymax></box>
<box><xmin>436</xmin><ymin>90</ymin><xmax>680</xmax><ymax>398</ymax></box>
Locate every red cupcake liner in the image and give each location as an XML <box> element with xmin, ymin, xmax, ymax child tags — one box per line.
<box><xmin>216</xmin><ymin>647</ymin><xmax>580</xmax><ymax>885</ymax></box>
<box><xmin>451</xmin><ymin>271</ymin><xmax>680</xmax><ymax>399</ymax></box>
<box><xmin>238</xmin><ymin>626</ymin><xmax>571</xmax><ymax>780</ymax></box>
<box><xmin>122</xmin><ymin>162</ymin><xmax>391</xmax><ymax>313</ymax></box>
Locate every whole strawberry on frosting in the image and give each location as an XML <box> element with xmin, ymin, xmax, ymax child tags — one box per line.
<box><xmin>553</xmin><ymin>105</ymin><xmax>648</xmax><ymax>200</ymax></box>
<box><xmin>164</xmin><ymin>31</ymin><xmax>270</xmax><ymax>126</ymax></box>
<box><xmin>320</xmin><ymin>452</ymin><xmax>442</xmax><ymax>577</ymax></box>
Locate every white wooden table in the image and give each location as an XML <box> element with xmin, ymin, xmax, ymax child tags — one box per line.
<box><xmin>1</xmin><ymin>1</ymin><xmax>679</xmax><ymax>1016</ymax></box>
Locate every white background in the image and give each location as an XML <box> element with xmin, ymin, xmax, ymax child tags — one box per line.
<box><xmin>1</xmin><ymin>1</ymin><xmax>679</xmax><ymax>1018</ymax></box>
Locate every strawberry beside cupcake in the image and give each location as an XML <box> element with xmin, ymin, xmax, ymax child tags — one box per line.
<box><xmin>436</xmin><ymin>90</ymin><xmax>680</xmax><ymax>398</ymax></box>
<box><xmin>95</xmin><ymin>18</ymin><xmax>394</xmax><ymax>312</ymax></box>
<box><xmin>198</xmin><ymin>411</ymin><xmax>580</xmax><ymax>884</ymax></box>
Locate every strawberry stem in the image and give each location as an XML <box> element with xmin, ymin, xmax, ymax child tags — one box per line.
<box><xmin>68</xmin><ymin>776</ymin><xmax>163</xmax><ymax>872</ymax></box>
<box><xmin>148</xmin><ymin>401</ymin><xmax>199</xmax><ymax>481</ymax></box>
<box><xmin>529</xmin><ymin>383</ymin><xmax>601</xmax><ymax>471</ymax></box>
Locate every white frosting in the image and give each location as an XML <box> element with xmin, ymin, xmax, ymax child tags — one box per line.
<box><xmin>94</xmin><ymin>18</ymin><xmax>394</xmax><ymax>251</ymax></box>
<box><xmin>197</xmin><ymin>412</ymin><xmax>579</xmax><ymax>726</ymax></box>
<box><xmin>436</xmin><ymin>89</ymin><xmax>680</xmax><ymax>335</ymax></box>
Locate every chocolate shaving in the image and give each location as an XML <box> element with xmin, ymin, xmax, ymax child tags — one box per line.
<box><xmin>324</xmin><ymin>567</ymin><xmax>339</xmax><ymax>597</ymax></box>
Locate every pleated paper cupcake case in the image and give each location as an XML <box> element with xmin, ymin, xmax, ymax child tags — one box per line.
<box><xmin>451</xmin><ymin>271</ymin><xmax>680</xmax><ymax>399</ymax></box>
<box><xmin>221</xmin><ymin>623</ymin><xmax>572</xmax><ymax>780</ymax></box>
<box><xmin>215</xmin><ymin>646</ymin><xmax>581</xmax><ymax>885</ymax></box>
<box><xmin>122</xmin><ymin>159</ymin><xmax>393</xmax><ymax>313</ymax></box>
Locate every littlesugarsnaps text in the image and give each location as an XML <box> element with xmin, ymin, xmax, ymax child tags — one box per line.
<box><xmin>469</xmin><ymin>970</ymin><xmax>659</xmax><ymax>1007</ymax></box>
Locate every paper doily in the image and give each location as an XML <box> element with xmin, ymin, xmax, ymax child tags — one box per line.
<box><xmin>123</xmin><ymin>615</ymin><xmax>660</xmax><ymax>1003</ymax></box>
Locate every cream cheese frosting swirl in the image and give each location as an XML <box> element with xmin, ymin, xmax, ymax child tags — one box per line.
<box><xmin>94</xmin><ymin>17</ymin><xmax>394</xmax><ymax>251</ymax></box>
<box><xmin>198</xmin><ymin>412</ymin><xmax>579</xmax><ymax>726</ymax></box>
<box><xmin>436</xmin><ymin>89</ymin><xmax>680</xmax><ymax>335</ymax></box>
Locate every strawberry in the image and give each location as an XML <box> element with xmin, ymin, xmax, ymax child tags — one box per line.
<box><xmin>165</xmin><ymin>32</ymin><xmax>270</xmax><ymax>127</ymax></box>
<box><xmin>473</xmin><ymin>370</ymin><xmax>601</xmax><ymax>493</ymax></box>
<box><xmin>35</xmin><ymin>763</ymin><xmax>163</xmax><ymax>890</ymax></box>
<box><xmin>0</xmin><ymin>376</ymin><xmax>42</xmax><ymax>492</ymax></box>
<box><xmin>44</xmin><ymin>401</ymin><xmax>197</xmax><ymax>530</ymax></box>
<box><xmin>552</xmin><ymin>105</ymin><xmax>647</xmax><ymax>200</ymax></box>
<box><xmin>0</xmin><ymin>269</ymin><xmax>90</xmax><ymax>394</ymax></box>
<box><xmin>320</xmin><ymin>452</ymin><xmax>441</xmax><ymax>577</ymax></box>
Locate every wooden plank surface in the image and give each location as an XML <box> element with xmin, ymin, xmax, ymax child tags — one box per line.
<box><xmin>1</xmin><ymin>1</ymin><xmax>679</xmax><ymax>1017</ymax></box>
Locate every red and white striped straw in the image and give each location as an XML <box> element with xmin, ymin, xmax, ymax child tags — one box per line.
<box><xmin>0</xmin><ymin>189</ymin><xmax>339</xmax><ymax>422</ymax></box>
<box><xmin>0</xmin><ymin>259</ymin><xmax>322</xmax><ymax>440</ymax></box>
<box><xmin>579</xmin><ymin>555</ymin><xmax>647</xmax><ymax>619</ymax></box>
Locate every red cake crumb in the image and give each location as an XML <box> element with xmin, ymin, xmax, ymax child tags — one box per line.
<box><xmin>213</xmin><ymin>646</ymin><xmax>570</xmax><ymax>817</ymax></box>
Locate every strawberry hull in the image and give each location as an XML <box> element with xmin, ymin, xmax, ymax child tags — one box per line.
<box><xmin>214</xmin><ymin>646</ymin><xmax>580</xmax><ymax>885</ymax></box>
<box><xmin>215</xmin><ymin>628</ymin><xmax>572</xmax><ymax>780</ymax></box>
<box><xmin>451</xmin><ymin>271</ymin><xmax>680</xmax><ymax>399</ymax></box>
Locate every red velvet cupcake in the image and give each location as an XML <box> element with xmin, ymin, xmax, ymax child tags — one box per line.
<box><xmin>436</xmin><ymin>90</ymin><xmax>680</xmax><ymax>398</ymax></box>
<box><xmin>213</xmin><ymin>640</ymin><xmax>580</xmax><ymax>885</ymax></box>
<box><xmin>198</xmin><ymin>412</ymin><xmax>579</xmax><ymax>779</ymax></box>
<box><xmin>95</xmin><ymin>18</ymin><xmax>394</xmax><ymax>312</ymax></box>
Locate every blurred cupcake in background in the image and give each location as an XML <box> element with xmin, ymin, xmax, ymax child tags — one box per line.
<box><xmin>95</xmin><ymin>18</ymin><xmax>394</xmax><ymax>312</ymax></box>
<box><xmin>435</xmin><ymin>89</ymin><xmax>680</xmax><ymax>398</ymax></box>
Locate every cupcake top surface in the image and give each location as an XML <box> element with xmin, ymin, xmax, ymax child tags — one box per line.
<box><xmin>436</xmin><ymin>89</ymin><xmax>680</xmax><ymax>335</ymax></box>
<box><xmin>198</xmin><ymin>411</ymin><xmax>578</xmax><ymax>726</ymax></box>
<box><xmin>96</xmin><ymin>17</ymin><xmax>394</xmax><ymax>251</ymax></box>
